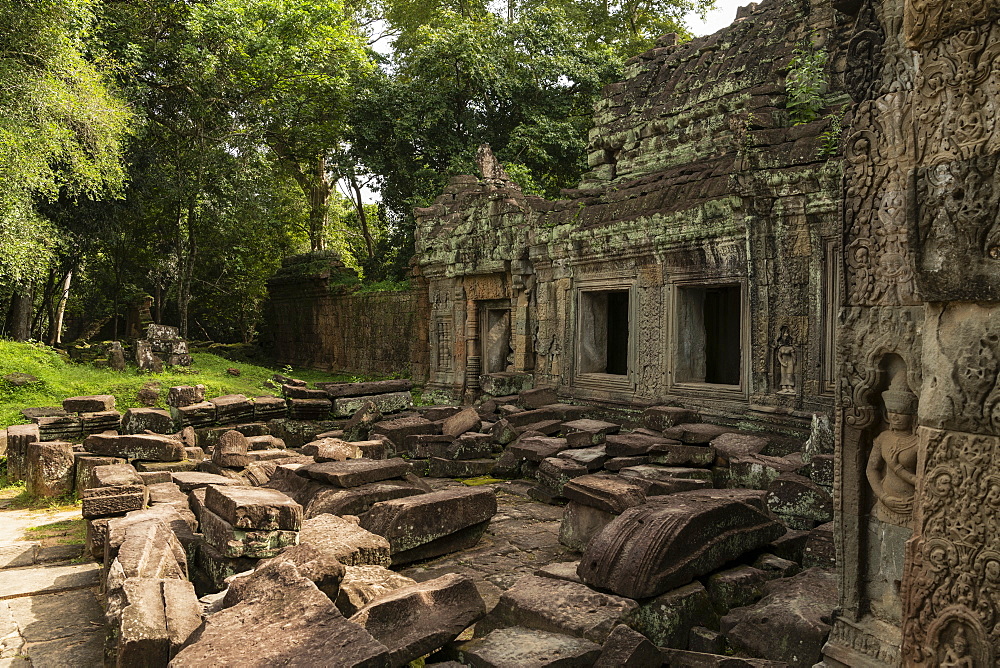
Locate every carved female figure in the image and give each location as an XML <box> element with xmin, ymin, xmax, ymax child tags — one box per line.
<box><xmin>776</xmin><ymin>326</ymin><xmax>797</xmax><ymax>394</ymax></box>
<box><xmin>866</xmin><ymin>379</ymin><xmax>919</xmax><ymax>526</ymax></box>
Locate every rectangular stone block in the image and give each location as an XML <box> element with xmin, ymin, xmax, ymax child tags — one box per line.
<box><xmin>84</xmin><ymin>433</ymin><xmax>185</xmax><ymax>461</ymax></box>
<box><xmin>371</xmin><ymin>417</ymin><xmax>440</xmax><ymax>450</ymax></box>
<box><xmin>35</xmin><ymin>415</ymin><xmax>83</xmax><ymax>442</ymax></box>
<box><xmin>210</xmin><ymin>394</ymin><xmax>254</xmax><ymax>423</ymax></box>
<box><xmin>81</xmin><ymin>484</ymin><xmax>147</xmax><ymax>519</ymax></box>
<box><xmin>6</xmin><ymin>423</ymin><xmax>39</xmax><ymax>481</ymax></box>
<box><xmin>252</xmin><ymin>395</ymin><xmax>287</xmax><ymax>420</ymax></box>
<box><xmin>298</xmin><ymin>458</ymin><xmax>412</xmax><ymax>488</ymax></box>
<box><xmin>122</xmin><ymin>408</ymin><xmax>174</xmax><ymax>434</ymax></box>
<box><xmin>315</xmin><ymin>379</ymin><xmax>413</xmax><ymax>398</ymax></box>
<box><xmin>427</xmin><ymin>457</ymin><xmax>495</xmax><ymax>478</ymax></box>
<box><xmin>203</xmin><ymin>485</ymin><xmax>302</xmax><ymax>531</ymax></box>
<box><xmin>81</xmin><ymin>410</ymin><xmax>122</xmax><ymax>434</ymax></box>
<box><xmin>171</xmin><ymin>402</ymin><xmax>216</xmax><ymax>428</ymax></box>
<box><xmin>200</xmin><ymin>507</ymin><xmax>298</xmax><ymax>558</ymax></box>
<box><xmin>287</xmin><ymin>397</ymin><xmax>333</xmax><ymax>420</ymax></box>
<box><xmin>63</xmin><ymin>394</ymin><xmax>116</xmax><ymax>413</ymax></box>
<box><xmin>167</xmin><ymin>385</ymin><xmax>205</xmax><ymax>408</ymax></box>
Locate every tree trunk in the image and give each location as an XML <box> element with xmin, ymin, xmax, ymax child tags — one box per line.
<box><xmin>7</xmin><ymin>283</ymin><xmax>34</xmax><ymax>341</ymax></box>
<box><xmin>308</xmin><ymin>157</ymin><xmax>331</xmax><ymax>251</ymax></box>
<box><xmin>349</xmin><ymin>172</ymin><xmax>375</xmax><ymax>260</ymax></box>
<box><xmin>51</xmin><ymin>269</ymin><xmax>73</xmax><ymax>345</ymax></box>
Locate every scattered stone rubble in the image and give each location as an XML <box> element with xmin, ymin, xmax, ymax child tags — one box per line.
<box><xmin>1</xmin><ymin>377</ymin><xmax>838</xmax><ymax>666</ymax></box>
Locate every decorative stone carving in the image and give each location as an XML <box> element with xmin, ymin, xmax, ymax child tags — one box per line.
<box><xmin>865</xmin><ymin>376</ymin><xmax>918</xmax><ymax>526</ymax></box>
<box><xmin>913</xmin><ymin>24</ymin><xmax>1000</xmax><ymax>167</ymax></box>
<box><xmin>845</xmin><ymin>0</ymin><xmax>886</xmax><ymax>102</ymax></box>
<box><xmin>901</xmin><ymin>428</ymin><xmax>1000</xmax><ymax>664</ymax></box>
<box><xmin>905</xmin><ymin>0</ymin><xmax>1000</xmax><ymax>48</ymax></box>
<box><xmin>775</xmin><ymin>326</ymin><xmax>797</xmax><ymax>394</ymax></box>
<box><xmin>912</xmin><ymin>151</ymin><xmax>1000</xmax><ymax>301</ymax></box>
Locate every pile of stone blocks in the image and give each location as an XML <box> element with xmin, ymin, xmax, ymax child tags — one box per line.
<box><xmin>198</xmin><ymin>485</ymin><xmax>302</xmax><ymax>559</ymax></box>
<box><xmin>135</xmin><ymin>323</ymin><xmax>191</xmax><ymax>371</ymax></box>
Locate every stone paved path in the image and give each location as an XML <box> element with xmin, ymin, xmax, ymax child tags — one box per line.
<box><xmin>0</xmin><ymin>503</ymin><xmax>103</xmax><ymax>668</ymax></box>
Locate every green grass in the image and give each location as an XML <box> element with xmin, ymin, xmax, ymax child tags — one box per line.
<box><xmin>0</xmin><ymin>339</ymin><xmax>383</xmax><ymax>427</ymax></box>
<box><xmin>24</xmin><ymin>517</ymin><xmax>86</xmax><ymax>544</ymax></box>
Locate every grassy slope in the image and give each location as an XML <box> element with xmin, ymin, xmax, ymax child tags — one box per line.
<box><xmin>0</xmin><ymin>340</ymin><xmax>372</xmax><ymax>427</ymax></box>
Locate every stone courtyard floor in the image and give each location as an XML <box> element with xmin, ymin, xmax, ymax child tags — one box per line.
<box><xmin>0</xmin><ymin>478</ymin><xmax>573</xmax><ymax>667</ymax></box>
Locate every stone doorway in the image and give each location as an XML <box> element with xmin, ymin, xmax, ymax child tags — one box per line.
<box><xmin>479</xmin><ymin>301</ymin><xmax>512</xmax><ymax>374</ymax></box>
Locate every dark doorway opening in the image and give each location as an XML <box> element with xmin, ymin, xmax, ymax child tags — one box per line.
<box><xmin>703</xmin><ymin>286</ymin><xmax>741</xmax><ymax>384</ymax></box>
<box><xmin>579</xmin><ymin>289</ymin><xmax>630</xmax><ymax>376</ymax></box>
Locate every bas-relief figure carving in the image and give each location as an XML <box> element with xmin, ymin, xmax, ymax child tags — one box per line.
<box><xmin>866</xmin><ymin>378</ymin><xmax>918</xmax><ymax>527</ymax></box>
<box><xmin>776</xmin><ymin>326</ymin><xmax>797</xmax><ymax>394</ymax></box>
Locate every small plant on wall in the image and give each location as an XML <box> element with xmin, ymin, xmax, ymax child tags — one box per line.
<box><xmin>786</xmin><ymin>40</ymin><xmax>829</xmax><ymax>125</ymax></box>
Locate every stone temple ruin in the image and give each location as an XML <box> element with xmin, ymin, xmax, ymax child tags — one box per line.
<box><xmin>4</xmin><ymin>0</ymin><xmax>1000</xmax><ymax>664</ymax></box>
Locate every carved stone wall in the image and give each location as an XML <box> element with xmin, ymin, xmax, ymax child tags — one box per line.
<box><xmin>414</xmin><ymin>0</ymin><xmax>849</xmax><ymax>432</ymax></box>
<box><xmin>827</xmin><ymin>0</ymin><xmax>1000</xmax><ymax>663</ymax></box>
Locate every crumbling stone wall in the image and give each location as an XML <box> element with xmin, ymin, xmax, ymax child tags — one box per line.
<box><xmin>413</xmin><ymin>0</ymin><xmax>850</xmax><ymax>433</ymax></box>
<box><xmin>265</xmin><ymin>258</ymin><xmax>427</xmax><ymax>378</ymax></box>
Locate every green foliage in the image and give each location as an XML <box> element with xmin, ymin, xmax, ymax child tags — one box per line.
<box><xmin>817</xmin><ymin>107</ymin><xmax>845</xmax><ymax>157</ymax></box>
<box><xmin>786</xmin><ymin>42</ymin><xmax>828</xmax><ymax>125</ymax></box>
<box><xmin>0</xmin><ymin>0</ymin><xmax>132</xmax><ymax>283</ymax></box>
<box><xmin>355</xmin><ymin>279</ymin><xmax>411</xmax><ymax>293</ymax></box>
<box><xmin>0</xmin><ymin>339</ymin><xmax>364</xmax><ymax>426</ymax></box>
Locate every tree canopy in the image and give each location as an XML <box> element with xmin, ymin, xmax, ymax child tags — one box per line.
<box><xmin>0</xmin><ymin>0</ymin><xmax>712</xmax><ymax>345</ymax></box>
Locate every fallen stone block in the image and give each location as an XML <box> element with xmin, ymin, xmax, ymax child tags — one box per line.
<box><xmin>224</xmin><ymin>542</ymin><xmax>345</xmax><ymax>606</ymax></box>
<box><xmin>167</xmin><ymin>385</ymin><xmax>205</xmax><ymax>408</ymax></box>
<box><xmin>676</xmin><ymin>423</ymin><xmax>737</xmax><ymax>444</ymax></box>
<box><xmin>337</xmin><ymin>564</ymin><xmax>417</xmax><ymax>616</ymax></box>
<box><xmin>121</xmin><ymin>408</ymin><xmax>174</xmax><ymax>434</ymax></box>
<box><xmin>457</xmin><ymin>626</ymin><xmax>601</xmax><ymax>668</ymax></box>
<box><xmin>84</xmin><ymin>433</ymin><xmax>185</xmax><ymax>462</ymax></box>
<box><xmin>558</xmin><ymin>501</ymin><xmax>616</xmax><ymax>552</ymax></box>
<box><xmin>171</xmin><ymin>560</ymin><xmax>391</xmax><ymax>667</ymax></box>
<box><xmin>627</xmin><ymin>581</ymin><xmax>718</xmax><ymax>648</ymax></box>
<box><xmin>350</xmin><ymin>573</ymin><xmax>486</xmax><ymax>666</ymax></box>
<box><xmin>170</xmin><ymin>401</ymin><xmax>216</xmax><ymax>428</ymax></box>
<box><xmin>446</xmin><ymin>432</ymin><xmax>493</xmax><ymax>460</ymax></box>
<box><xmin>285</xmin><ymin>397</ymin><xmax>332</xmax><ymax>420</ymax></box>
<box><xmin>706</xmin><ymin>565</ymin><xmax>768</xmax><ymax>614</ymax></box>
<box><xmin>333</xmin><ymin>391</ymin><xmax>413</xmax><ymax>418</ymax></box>
<box><xmin>244</xmin><ymin>448</ymin><xmax>296</xmax><ymax>463</ymax></box>
<box><xmin>298</xmin><ymin>458</ymin><xmax>411</xmax><ymax>488</ymax></box>
<box><xmin>210</xmin><ymin>394</ymin><xmax>254</xmax><ymax>423</ymax></box>
<box><xmin>518</xmin><ymin>386</ymin><xmax>559</xmax><ymax>409</ymax></box>
<box><xmin>807</xmin><ymin>453</ymin><xmax>834</xmax><ymax>489</ymax></box>
<box><xmin>579</xmin><ymin>493</ymin><xmax>786</xmax><ymax>598</ymax></box>
<box><xmin>63</xmin><ymin>394</ymin><xmax>115</xmax><ymax>413</ymax></box>
<box><xmin>477</xmin><ymin>574</ymin><xmax>638</xmax><ymax>643</ymax></box>
<box><xmin>766</xmin><ymin>473</ymin><xmax>833</xmax><ymax>523</ymax></box>
<box><xmin>300</xmin><ymin>514</ymin><xmax>392</xmax><ymax>567</ymax></box>
<box><xmin>171</xmin><ymin>471</ymin><xmax>243</xmax><ymax>492</ymax></box>
<box><xmin>753</xmin><ymin>553</ymin><xmax>801</xmax><ymax>579</ymax></box>
<box><xmin>302</xmin><ymin>437</ymin><xmax>361</xmax><ymax>460</ymax></box>
<box><xmin>535</xmin><ymin>561</ymin><xmax>583</xmax><ymax>584</ymax></box>
<box><xmin>504</xmin><ymin>404</ymin><xmax>586</xmax><ymax>428</ymax></box>
<box><xmin>479</xmin><ymin>372</ymin><xmax>533</xmax><ymax>396</ymax></box>
<box><xmin>604</xmin><ymin>433</ymin><xmax>676</xmax><ymax>457</ymax></box>
<box><xmin>359</xmin><ymin>487</ymin><xmax>497</xmax><ymax>564</ymax></box>
<box><xmin>283</xmin><ymin>384</ymin><xmax>329</xmax><ymax>400</ymax></box>
<box><xmin>594</xmin><ymin>624</ymin><xmax>662</xmax><ymax>667</ymax></box>
<box><xmin>252</xmin><ymin>395</ymin><xmax>287</xmax><ymax>421</ymax></box>
<box><xmin>370</xmin><ymin>416</ymin><xmax>439</xmax><ymax>450</ymax></box>
<box><xmin>618</xmin><ymin>464</ymin><xmax>714</xmax><ymax>484</ymax></box>
<box><xmin>245</xmin><ymin>434</ymin><xmax>284</xmax><ymax>450</ymax></box>
<box><xmin>562</xmin><ymin>419</ymin><xmax>620</xmax><ymax>447</ymax></box>
<box><xmin>648</xmin><ymin>443</ymin><xmax>715</xmax><ymax>467</ymax></box>
<box><xmin>25</xmin><ymin>441</ymin><xmax>75</xmax><ymax>497</ymax></box>
<box><xmin>193</xmin><ymin>540</ymin><xmax>257</xmax><ymax>594</ymax></box>
<box><xmin>441</xmin><ymin>407</ymin><xmax>482</xmax><ymax>437</ymax></box>
<box><xmin>35</xmin><ymin>414</ymin><xmax>83</xmax><ymax>441</ymax></box>
<box><xmin>644</xmin><ymin>406</ymin><xmax>699</xmax><ymax>431</ymax></box>
<box><xmin>6</xmin><ymin>423</ymin><xmax>40</xmax><ymax>481</ymax></box>
<box><xmin>427</xmin><ymin>457</ymin><xmax>494</xmax><ymax>478</ymax></box>
<box><xmin>82</xmin><ymin>484</ymin><xmax>147</xmax><ymax>519</ymax></box>
<box><xmin>300</xmin><ymin>479</ymin><xmax>429</xmax><ymax>519</ymax></box>
<box><xmin>200</xmin><ymin>507</ymin><xmax>298</xmax><ymax>558</ymax></box>
<box><xmin>721</xmin><ymin>568</ymin><xmax>837</xmax><ymax>667</ymax></box>
<box><xmin>561</xmin><ymin>474</ymin><xmax>646</xmax><ymax>514</ymax></box>
<box><xmin>508</xmin><ymin>435</ymin><xmax>569</xmax><ymax>462</ymax></box>
<box><xmin>76</xmin><ymin>457</ymin><xmax>127</xmax><ymax>494</ymax></box>
<box><xmin>537</xmin><ymin>457</ymin><xmax>587</xmax><ymax>495</ymax></box>
<box><xmin>81</xmin><ymin>410</ymin><xmax>122</xmax><ymax>435</ymax></box>
<box><xmin>135</xmin><ymin>459</ymin><xmax>200</xmax><ymax>474</ymax></box>
<box><xmin>728</xmin><ymin>453</ymin><xmax>802</xmax><ymax>489</ymax></box>
<box><xmin>712</xmin><ymin>432</ymin><xmax>769</xmax><ymax>461</ymax></box>
<box><xmin>802</xmin><ymin>521</ymin><xmax>835</xmax><ymax>569</ymax></box>
<box><xmin>107</xmin><ymin>577</ymin><xmax>201</xmax><ymax>667</ymax></box>
<box><xmin>211</xmin><ymin>430</ymin><xmax>250</xmax><ymax>469</ymax></box>
<box><xmin>106</xmin><ymin>518</ymin><xmax>188</xmax><ymax>597</ymax></box>
<box><xmin>557</xmin><ymin>445</ymin><xmax>608</xmax><ymax>471</ymax></box>
<box><xmin>204</xmin><ymin>484</ymin><xmax>302</xmax><ymax>531</ymax></box>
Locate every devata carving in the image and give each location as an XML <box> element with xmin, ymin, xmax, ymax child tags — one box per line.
<box><xmin>902</xmin><ymin>429</ymin><xmax>1000</xmax><ymax>664</ymax></box>
<box><xmin>775</xmin><ymin>325</ymin><xmax>797</xmax><ymax>394</ymax></box>
<box><xmin>866</xmin><ymin>377</ymin><xmax>918</xmax><ymax>526</ymax></box>
<box><xmin>844</xmin><ymin>0</ymin><xmax>886</xmax><ymax>102</ymax></box>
